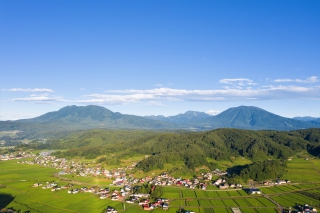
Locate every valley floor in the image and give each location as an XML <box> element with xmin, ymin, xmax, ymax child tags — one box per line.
<box><xmin>1</xmin><ymin>156</ymin><xmax>320</xmax><ymax>213</ymax></box>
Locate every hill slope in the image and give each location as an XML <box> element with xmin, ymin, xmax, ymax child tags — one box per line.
<box><xmin>52</xmin><ymin>128</ymin><xmax>320</xmax><ymax>172</ymax></box>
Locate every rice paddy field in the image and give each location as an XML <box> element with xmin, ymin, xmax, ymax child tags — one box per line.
<box><xmin>282</xmin><ymin>156</ymin><xmax>320</xmax><ymax>183</ymax></box>
<box><xmin>1</xmin><ymin>157</ymin><xmax>320</xmax><ymax>213</ymax></box>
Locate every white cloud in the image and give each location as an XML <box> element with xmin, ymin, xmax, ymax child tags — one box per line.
<box><xmin>154</xmin><ymin>84</ymin><xmax>164</xmax><ymax>87</ymax></box>
<box><xmin>11</xmin><ymin>93</ymin><xmax>63</xmax><ymax>103</ymax></box>
<box><xmin>77</xmin><ymin>85</ymin><xmax>320</xmax><ymax>105</ymax></box>
<box><xmin>0</xmin><ymin>113</ymin><xmax>37</xmax><ymax>121</ymax></box>
<box><xmin>273</xmin><ymin>78</ymin><xmax>293</xmax><ymax>83</ymax></box>
<box><xmin>274</xmin><ymin>76</ymin><xmax>318</xmax><ymax>83</ymax></box>
<box><xmin>206</xmin><ymin>110</ymin><xmax>221</xmax><ymax>115</ymax></box>
<box><xmin>3</xmin><ymin>88</ymin><xmax>54</xmax><ymax>92</ymax></box>
<box><xmin>219</xmin><ymin>78</ymin><xmax>256</xmax><ymax>86</ymax></box>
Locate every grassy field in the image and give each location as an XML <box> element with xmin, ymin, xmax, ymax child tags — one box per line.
<box><xmin>1</xmin><ymin>157</ymin><xmax>320</xmax><ymax>213</ymax></box>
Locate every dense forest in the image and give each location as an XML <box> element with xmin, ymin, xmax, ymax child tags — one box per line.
<box><xmin>46</xmin><ymin>128</ymin><xmax>320</xmax><ymax>173</ymax></box>
<box><xmin>11</xmin><ymin>128</ymin><xmax>318</xmax><ymax>181</ymax></box>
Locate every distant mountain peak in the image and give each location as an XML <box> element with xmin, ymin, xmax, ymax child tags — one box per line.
<box><xmin>15</xmin><ymin>105</ymin><xmax>174</xmax><ymax>130</ymax></box>
<box><xmin>1</xmin><ymin>105</ymin><xmax>319</xmax><ymax>137</ymax></box>
<box><xmin>145</xmin><ymin>110</ymin><xmax>212</xmax><ymax>124</ymax></box>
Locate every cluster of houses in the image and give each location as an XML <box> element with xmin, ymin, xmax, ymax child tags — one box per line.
<box><xmin>106</xmin><ymin>206</ymin><xmax>117</xmax><ymax>213</ymax></box>
<box><xmin>1</xmin><ymin>151</ymin><xmax>35</xmax><ymax>161</ymax></box>
<box><xmin>21</xmin><ymin>155</ymin><xmax>234</xmax><ymax>191</ymax></box>
<box><xmin>297</xmin><ymin>204</ymin><xmax>318</xmax><ymax>213</ymax></box>
<box><xmin>20</xmin><ymin>155</ymin><xmax>132</xmax><ymax>181</ymax></box>
<box><xmin>34</xmin><ymin>180</ymin><xmax>170</xmax><ymax>210</ymax></box>
<box><xmin>213</xmin><ymin>178</ymin><xmax>242</xmax><ymax>189</ymax></box>
<box><xmin>137</xmin><ymin>198</ymin><xmax>169</xmax><ymax>210</ymax></box>
<box><xmin>260</xmin><ymin>179</ymin><xmax>291</xmax><ymax>186</ymax></box>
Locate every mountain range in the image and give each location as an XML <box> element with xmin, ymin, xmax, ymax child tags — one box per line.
<box><xmin>147</xmin><ymin>106</ymin><xmax>320</xmax><ymax>130</ymax></box>
<box><xmin>0</xmin><ymin>105</ymin><xmax>319</xmax><ymax>139</ymax></box>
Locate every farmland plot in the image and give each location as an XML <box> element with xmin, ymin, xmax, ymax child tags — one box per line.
<box><xmin>227</xmin><ymin>190</ymin><xmax>242</xmax><ymax>197</ymax></box>
<box><xmin>255</xmin><ymin>208</ymin><xmax>277</xmax><ymax>213</ymax></box>
<box><xmin>162</xmin><ymin>187</ymin><xmax>181</xmax><ymax>199</ymax></box>
<box><xmin>198</xmin><ymin>199</ymin><xmax>213</xmax><ymax>207</ymax></box>
<box><xmin>205</xmin><ymin>191</ymin><xmax>219</xmax><ymax>198</ymax></box>
<box><xmin>182</xmin><ymin>190</ymin><xmax>197</xmax><ymax>198</ymax></box>
<box><xmin>222</xmin><ymin>199</ymin><xmax>238</xmax><ymax>207</ymax></box>
<box><xmin>255</xmin><ymin>198</ymin><xmax>277</xmax><ymax>207</ymax></box>
<box><xmin>217</xmin><ymin>191</ymin><xmax>230</xmax><ymax>198</ymax></box>
<box><xmin>245</xmin><ymin>198</ymin><xmax>264</xmax><ymax>207</ymax></box>
<box><xmin>240</xmin><ymin>208</ymin><xmax>257</xmax><ymax>213</ymax></box>
<box><xmin>187</xmin><ymin>199</ymin><xmax>200</xmax><ymax>207</ymax></box>
<box><xmin>210</xmin><ymin>199</ymin><xmax>226</xmax><ymax>207</ymax></box>
<box><xmin>195</xmin><ymin>190</ymin><xmax>208</xmax><ymax>198</ymax></box>
<box><xmin>260</xmin><ymin>187</ymin><xmax>275</xmax><ymax>195</ymax></box>
<box><xmin>234</xmin><ymin>199</ymin><xmax>250</xmax><ymax>207</ymax></box>
<box><xmin>270</xmin><ymin>196</ymin><xmax>295</xmax><ymax>207</ymax></box>
<box><xmin>213</xmin><ymin>207</ymin><xmax>232</xmax><ymax>213</ymax></box>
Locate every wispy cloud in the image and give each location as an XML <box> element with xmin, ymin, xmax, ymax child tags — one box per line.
<box><xmin>3</xmin><ymin>88</ymin><xmax>54</xmax><ymax>92</ymax></box>
<box><xmin>273</xmin><ymin>76</ymin><xmax>318</xmax><ymax>83</ymax></box>
<box><xmin>76</xmin><ymin>85</ymin><xmax>320</xmax><ymax>105</ymax></box>
<box><xmin>6</xmin><ymin>77</ymin><xmax>320</xmax><ymax>106</ymax></box>
<box><xmin>12</xmin><ymin>93</ymin><xmax>63</xmax><ymax>103</ymax></box>
<box><xmin>219</xmin><ymin>78</ymin><xmax>256</xmax><ymax>86</ymax></box>
<box><xmin>154</xmin><ymin>84</ymin><xmax>164</xmax><ymax>87</ymax></box>
<box><xmin>0</xmin><ymin>113</ymin><xmax>38</xmax><ymax>121</ymax></box>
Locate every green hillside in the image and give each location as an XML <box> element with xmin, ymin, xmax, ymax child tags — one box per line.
<box><xmin>50</xmin><ymin>128</ymin><xmax>320</xmax><ymax>174</ymax></box>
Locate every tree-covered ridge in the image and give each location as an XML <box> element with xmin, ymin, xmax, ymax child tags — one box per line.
<box><xmin>239</xmin><ymin>160</ymin><xmax>286</xmax><ymax>181</ymax></box>
<box><xmin>51</xmin><ymin>128</ymin><xmax>320</xmax><ymax>172</ymax></box>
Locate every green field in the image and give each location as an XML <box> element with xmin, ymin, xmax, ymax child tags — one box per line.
<box><xmin>1</xmin><ymin>158</ymin><xmax>320</xmax><ymax>213</ymax></box>
<box><xmin>282</xmin><ymin>157</ymin><xmax>320</xmax><ymax>182</ymax></box>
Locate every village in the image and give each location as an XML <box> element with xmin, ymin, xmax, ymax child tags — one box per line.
<box><xmin>19</xmin><ymin>155</ymin><xmax>241</xmax><ymax>189</ymax></box>
<box><xmin>17</xmin><ymin>154</ymin><xmax>242</xmax><ymax>211</ymax></box>
<box><xmin>0</xmin><ymin>151</ymin><xmax>35</xmax><ymax>161</ymax></box>
<box><xmin>18</xmin><ymin>155</ymin><xmax>294</xmax><ymax>191</ymax></box>
<box><xmin>15</xmin><ymin>154</ymin><xmax>307</xmax><ymax>213</ymax></box>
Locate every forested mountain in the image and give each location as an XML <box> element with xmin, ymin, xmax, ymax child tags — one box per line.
<box><xmin>147</xmin><ymin>106</ymin><xmax>320</xmax><ymax>130</ymax></box>
<box><xmin>293</xmin><ymin>116</ymin><xmax>320</xmax><ymax>121</ymax></box>
<box><xmin>51</xmin><ymin>128</ymin><xmax>320</xmax><ymax>172</ymax></box>
<box><xmin>0</xmin><ymin>105</ymin><xmax>175</xmax><ymax>138</ymax></box>
<box><xmin>197</xmin><ymin>106</ymin><xmax>318</xmax><ymax>130</ymax></box>
<box><xmin>19</xmin><ymin>105</ymin><xmax>174</xmax><ymax>129</ymax></box>
<box><xmin>293</xmin><ymin>116</ymin><xmax>320</xmax><ymax>126</ymax></box>
<box><xmin>1</xmin><ymin>105</ymin><xmax>319</xmax><ymax>140</ymax></box>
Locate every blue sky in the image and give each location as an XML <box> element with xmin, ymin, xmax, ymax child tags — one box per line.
<box><xmin>1</xmin><ymin>0</ymin><xmax>320</xmax><ymax>120</ymax></box>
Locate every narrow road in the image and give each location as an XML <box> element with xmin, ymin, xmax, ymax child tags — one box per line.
<box><xmin>262</xmin><ymin>193</ymin><xmax>283</xmax><ymax>213</ymax></box>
